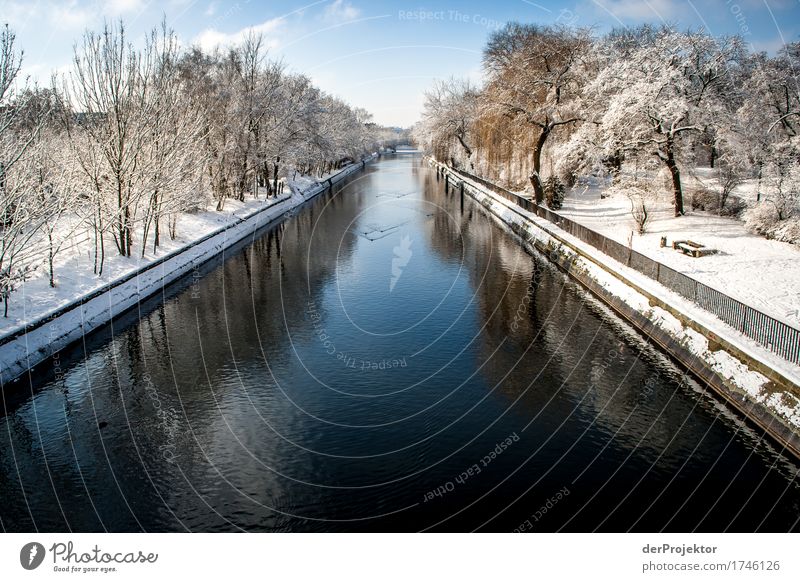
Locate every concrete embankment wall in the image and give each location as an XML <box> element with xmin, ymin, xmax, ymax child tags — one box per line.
<box><xmin>0</xmin><ymin>158</ymin><xmax>373</xmax><ymax>385</ymax></box>
<box><xmin>431</xmin><ymin>159</ymin><xmax>800</xmax><ymax>460</ymax></box>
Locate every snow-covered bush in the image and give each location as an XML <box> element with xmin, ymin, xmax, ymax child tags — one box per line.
<box><xmin>745</xmin><ymin>204</ymin><xmax>800</xmax><ymax>244</ymax></box>
<box><xmin>719</xmin><ymin>195</ymin><xmax>747</xmax><ymax>218</ymax></box>
<box><xmin>629</xmin><ymin>194</ymin><xmax>651</xmax><ymax>235</ymax></box>
<box><xmin>721</xmin><ymin>194</ymin><xmax>747</xmax><ymax>218</ymax></box>
<box><xmin>745</xmin><ymin>142</ymin><xmax>800</xmax><ymax>243</ymax></box>
<box><xmin>607</xmin><ymin>177</ymin><xmax>655</xmax><ymax>234</ymax></box>
<box><xmin>690</xmin><ymin>185</ymin><xmax>746</xmax><ymax>217</ymax></box>
<box><xmin>744</xmin><ymin>202</ymin><xmax>778</xmax><ymax>236</ymax></box>
<box><xmin>543</xmin><ymin>176</ymin><xmax>566</xmax><ymax>210</ymax></box>
<box><xmin>554</xmin><ymin>153</ymin><xmax>581</xmax><ymax>187</ymax></box>
<box><xmin>760</xmin><ymin>150</ymin><xmax>800</xmax><ymax>221</ymax></box>
<box><xmin>0</xmin><ymin>265</ymin><xmax>36</xmax><ymax>317</ymax></box>
<box><xmin>690</xmin><ymin>186</ymin><xmax>719</xmax><ymax>212</ymax></box>
<box><xmin>770</xmin><ymin>217</ymin><xmax>800</xmax><ymax>244</ymax></box>
<box><xmin>745</xmin><ymin>200</ymin><xmax>800</xmax><ymax>244</ymax></box>
<box><xmin>553</xmin><ymin>131</ymin><xmax>595</xmax><ymax>187</ymax></box>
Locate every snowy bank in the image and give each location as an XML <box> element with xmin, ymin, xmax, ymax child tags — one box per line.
<box><xmin>0</xmin><ymin>157</ymin><xmax>375</xmax><ymax>386</ymax></box>
<box><xmin>433</xmin><ymin>159</ymin><xmax>800</xmax><ymax>459</ymax></box>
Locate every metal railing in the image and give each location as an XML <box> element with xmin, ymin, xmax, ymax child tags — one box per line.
<box><xmin>437</xmin><ymin>162</ymin><xmax>800</xmax><ymax>366</ymax></box>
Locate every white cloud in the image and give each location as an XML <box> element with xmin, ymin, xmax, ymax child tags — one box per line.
<box><xmin>204</xmin><ymin>2</ymin><xmax>217</xmax><ymax>17</ymax></box>
<box><xmin>0</xmin><ymin>0</ymin><xmax>40</xmax><ymax>23</ymax></box>
<box><xmin>324</xmin><ymin>0</ymin><xmax>360</xmax><ymax>23</ymax></box>
<box><xmin>48</xmin><ymin>1</ymin><xmax>96</xmax><ymax>30</ymax></box>
<box><xmin>1</xmin><ymin>0</ymin><xmax>148</xmax><ymax>31</ymax></box>
<box><xmin>193</xmin><ymin>17</ymin><xmax>284</xmax><ymax>52</ymax></box>
<box><xmin>102</xmin><ymin>0</ymin><xmax>146</xmax><ymax>16</ymax></box>
<box><xmin>0</xmin><ymin>0</ymin><xmax>98</xmax><ymax>32</ymax></box>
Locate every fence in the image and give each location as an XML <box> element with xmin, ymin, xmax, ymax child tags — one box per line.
<box><xmin>437</xmin><ymin>163</ymin><xmax>800</xmax><ymax>367</ymax></box>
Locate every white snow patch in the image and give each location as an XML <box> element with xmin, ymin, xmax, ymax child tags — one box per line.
<box><xmin>559</xmin><ymin>176</ymin><xmax>800</xmax><ymax>327</ymax></box>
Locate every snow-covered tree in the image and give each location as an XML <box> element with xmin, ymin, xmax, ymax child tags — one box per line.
<box><xmin>15</xmin><ymin>88</ymin><xmax>80</xmax><ymax>287</ymax></box>
<box><xmin>420</xmin><ymin>78</ymin><xmax>479</xmax><ymax>169</ymax></box>
<box><xmin>70</xmin><ymin>21</ymin><xmax>154</xmax><ymax>257</ymax></box>
<box><xmin>735</xmin><ymin>43</ymin><xmax>800</xmax><ymax>239</ymax></box>
<box><xmin>0</xmin><ymin>26</ymin><xmax>52</xmax><ymax>314</ymax></box>
<box><xmin>589</xmin><ymin>28</ymin><xmax>743</xmax><ymax>216</ymax></box>
<box><xmin>482</xmin><ymin>24</ymin><xmax>592</xmax><ymax>203</ymax></box>
<box><xmin>138</xmin><ymin>23</ymin><xmax>206</xmax><ymax>254</ymax></box>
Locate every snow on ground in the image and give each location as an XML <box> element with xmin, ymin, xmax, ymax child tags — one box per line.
<box><xmin>1</xmin><ymin>195</ymin><xmax>283</xmax><ymax>338</ymax></box>
<box><xmin>557</xmin><ymin>173</ymin><xmax>800</xmax><ymax>328</ymax></box>
<box><xmin>289</xmin><ymin>162</ymin><xmax>356</xmax><ymax>195</ymax></box>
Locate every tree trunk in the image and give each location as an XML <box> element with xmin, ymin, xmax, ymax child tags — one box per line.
<box><xmin>756</xmin><ymin>161</ymin><xmax>763</xmax><ymax>202</ymax></box>
<box><xmin>48</xmin><ymin>231</ymin><xmax>55</xmax><ymax>288</ymax></box>
<box><xmin>607</xmin><ymin>150</ymin><xmax>623</xmax><ymax>179</ymax></box>
<box><xmin>142</xmin><ymin>191</ymin><xmax>155</xmax><ymax>258</ymax></box>
<box><xmin>273</xmin><ymin>157</ymin><xmax>280</xmax><ymax>195</ymax></box>
<box><xmin>117</xmin><ymin>180</ymin><xmax>126</xmax><ymax>256</ymax></box>
<box><xmin>216</xmin><ymin>172</ymin><xmax>226</xmax><ymax>210</ymax></box>
<box><xmin>153</xmin><ymin>209</ymin><xmax>160</xmax><ymax>253</ymax></box>
<box><xmin>93</xmin><ymin>207</ymin><xmax>103</xmax><ymax>275</ymax></box>
<box><xmin>529</xmin><ymin>126</ymin><xmax>550</xmax><ymax>205</ymax></box>
<box><xmin>664</xmin><ymin>138</ymin><xmax>685</xmax><ymax>217</ymax></box>
<box><xmin>98</xmin><ymin>229</ymin><xmax>105</xmax><ymax>277</ymax></box>
<box><xmin>93</xmin><ymin>224</ymin><xmax>98</xmax><ymax>275</ymax></box>
<box><xmin>118</xmin><ymin>222</ymin><xmax>126</xmax><ymax>256</ymax></box>
<box><xmin>125</xmin><ymin>206</ymin><xmax>133</xmax><ymax>257</ymax></box>
<box><xmin>457</xmin><ymin>135</ymin><xmax>473</xmax><ymax>169</ymax></box>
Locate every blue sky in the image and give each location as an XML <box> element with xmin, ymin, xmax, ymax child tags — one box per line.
<box><xmin>2</xmin><ymin>0</ymin><xmax>799</xmax><ymax>126</ymax></box>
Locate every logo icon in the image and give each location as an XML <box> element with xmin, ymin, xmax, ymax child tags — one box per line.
<box><xmin>20</xmin><ymin>542</ymin><xmax>46</xmax><ymax>570</ymax></box>
<box><xmin>390</xmin><ymin>235</ymin><xmax>412</xmax><ymax>292</ymax></box>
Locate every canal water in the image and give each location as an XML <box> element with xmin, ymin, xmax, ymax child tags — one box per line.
<box><xmin>1</xmin><ymin>152</ymin><xmax>798</xmax><ymax>532</ymax></box>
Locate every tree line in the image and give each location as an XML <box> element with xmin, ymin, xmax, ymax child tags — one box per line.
<box><xmin>414</xmin><ymin>24</ymin><xmax>799</xmax><ymax>240</ymax></box>
<box><xmin>0</xmin><ymin>21</ymin><xmax>397</xmax><ymax>316</ymax></box>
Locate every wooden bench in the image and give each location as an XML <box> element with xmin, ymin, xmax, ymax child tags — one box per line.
<box><xmin>672</xmin><ymin>239</ymin><xmax>717</xmax><ymax>258</ymax></box>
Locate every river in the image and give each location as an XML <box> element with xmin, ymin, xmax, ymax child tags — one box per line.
<box><xmin>1</xmin><ymin>151</ymin><xmax>798</xmax><ymax>532</ymax></box>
